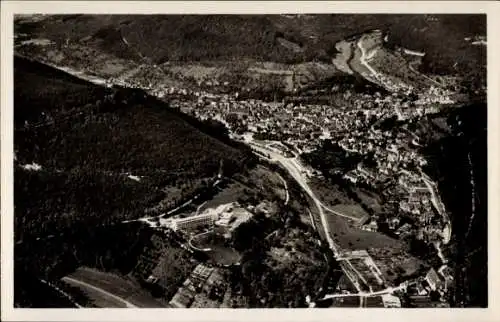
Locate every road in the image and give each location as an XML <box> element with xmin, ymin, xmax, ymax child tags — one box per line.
<box><xmin>188</xmin><ymin>230</ymin><xmax>213</xmax><ymax>252</ymax></box>
<box><xmin>408</xmin><ymin>61</ymin><xmax>443</xmax><ymax>87</ymax></box>
<box><xmin>62</xmin><ymin>276</ymin><xmax>138</xmax><ymax>308</ymax></box>
<box><xmin>420</xmin><ymin>172</ymin><xmax>451</xmax><ymax>244</ymax></box>
<box><xmin>249</xmin><ymin>141</ymin><xmax>340</xmax><ymax>257</ymax></box>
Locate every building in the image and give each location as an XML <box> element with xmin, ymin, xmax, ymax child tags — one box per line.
<box><xmin>191</xmin><ymin>264</ymin><xmax>214</xmax><ymax>288</ymax></box>
<box><xmin>417</xmin><ymin>284</ymin><xmax>427</xmax><ymax>295</ymax></box>
<box><xmin>169</xmin><ymin>280</ymin><xmax>197</xmax><ymax>308</ymax></box>
<box><xmin>357</xmin><ymin>214</ymin><xmax>371</xmax><ymax>227</ymax></box>
<box><xmin>361</xmin><ymin>220</ymin><xmax>378</xmax><ymax>232</ymax></box>
<box><xmin>382</xmin><ymin>294</ymin><xmax>402</xmax><ymax>308</ymax></box>
<box><xmin>171</xmin><ymin>213</ymin><xmax>218</xmax><ymax>232</ymax></box>
<box><xmin>425</xmin><ymin>268</ymin><xmax>443</xmax><ymax>291</ymax></box>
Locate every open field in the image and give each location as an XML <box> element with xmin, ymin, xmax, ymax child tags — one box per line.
<box><xmin>332</xmin><ymin>40</ymin><xmax>354</xmax><ymax>74</ymax></box>
<box><xmin>355</xmin><ymin>189</ymin><xmax>383</xmax><ymax>214</ymax></box>
<box><xmin>368</xmin><ymin>247</ymin><xmax>426</xmax><ymax>284</ymax></box>
<box><xmin>348</xmin><ymin>44</ymin><xmax>378</xmax><ymax>83</ymax></box>
<box><xmin>62</xmin><ymin>267</ymin><xmax>166</xmax><ymax>308</ymax></box>
<box><xmin>200</xmin><ymin>165</ymin><xmax>287</xmax><ymax>213</ymax></box>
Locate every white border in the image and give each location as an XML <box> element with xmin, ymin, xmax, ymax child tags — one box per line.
<box><xmin>2</xmin><ymin>1</ymin><xmax>500</xmax><ymax>322</ymax></box>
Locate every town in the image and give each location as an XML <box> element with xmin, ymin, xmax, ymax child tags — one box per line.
<box><xmin>94</xmin><ymin>65</ymin><xmax>458</xmax><ymax>307</ymax></box>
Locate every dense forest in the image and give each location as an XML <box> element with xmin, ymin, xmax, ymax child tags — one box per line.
<box><xmin>422</xmin><ymin>102</ymin><xmax>487</xmax><ymax>307</ymax></box>
<box><xmin>14</xmin><ymin>56</ymin><xmax>255</xmax><ymax>238</ymax></box>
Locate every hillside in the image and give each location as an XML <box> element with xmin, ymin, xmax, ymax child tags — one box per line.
<box><xmin>420</xmin><ymin>103</ymin><xmax>487</xmax><ymax>307</ymax></box>
<box><xmin>14</xmin><ymin>56</ymin><xmax>254</xmax><ymax>241</ymax></box>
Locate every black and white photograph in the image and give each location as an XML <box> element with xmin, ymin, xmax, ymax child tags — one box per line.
<box><xmin>1</xmin><ymin>1</ymin><xmax>498</xmax><ymax>320</ymax></box>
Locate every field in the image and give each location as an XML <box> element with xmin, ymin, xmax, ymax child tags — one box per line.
<box><xmin>368</xmin><ymin>247</ymin><xmax>426</xmax><ymax>284</ymax></box>
<box><xmin>190</xmin><ymin>231</ymin><xmax>241</xmax><ymax>266</ymax></box>
<box><xmin>309</xmin><ymin>178</ymin><xmax>370</xmax><ymax>221</ymax></box>
<box><xmin>325</xmin><ymin>214</ymin><xmax>424</xmax><ymax>284</ymax></box>
<box><xmin>369</xmin><ymin>48</ymin><xmax>431</xmax><ymax>89</ymax></box>
<box><xmin>200</xmin><ymin>165</ymin><xmax>287</xmax><ymax>212</ymax></box>
<box><xmin>309</xmin><ymin>178</ymin><xmax>354</xmax><ymax>208</ymax></box>
<box><xmin>62</xmin><ymin>267</ymin><xmax>166</xmax><ymax>308</ymax></box>
<box><xmin>347</xmin><ymin>44</ymin><xmax>380</xmax><ymax>86</ymax></box>
<box><xmin>326</xmin><ymin>212</ymin><xmax>402</xmax><ymax>251</ymax></box>
<box><xmin>331</xmin><ymin>40</ymin><xmax>354</xmax><ymax>74</ymax></box>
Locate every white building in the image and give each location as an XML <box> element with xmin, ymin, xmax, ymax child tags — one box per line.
<box><xmin>171</xmin><ymin>213</ymin><xmax>218</xmax><ymax>232</ymax></box>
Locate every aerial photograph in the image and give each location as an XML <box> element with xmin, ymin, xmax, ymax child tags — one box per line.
<box><xmin>12</xmin><ymin>14</ymin><xmax>486</xmax><ymax>309</ymax></box>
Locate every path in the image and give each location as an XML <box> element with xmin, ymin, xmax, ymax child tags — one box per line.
<box><xmin>320</xmin><ymin>203</ymin><xmax>363</xmax><ymax>222</ymax></box>
<box><xmin>357</xmin><ymin>40</ymin><xmax>380</xmax><ymax>80</ymax></box>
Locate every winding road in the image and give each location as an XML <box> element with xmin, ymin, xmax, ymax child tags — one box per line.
<box><xmin>39</xmin><ymin>278</ymin><xmax>83</xmax><ymax>308</ymax></box>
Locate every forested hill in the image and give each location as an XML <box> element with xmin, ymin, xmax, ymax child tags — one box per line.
<box><xmin>14</xmin><ymin>55</ymin><xmax>255</xmax><ymax>241</ymax></box>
